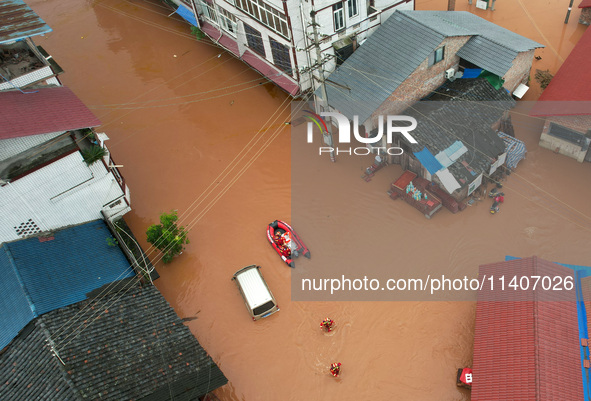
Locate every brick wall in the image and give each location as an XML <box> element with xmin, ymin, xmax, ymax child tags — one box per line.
<box><xmin>365</xmin><ymin>35</ymin><xmax>471</xmax><ymax>131</ymax></box>
<box><xmin>546</xmin><ymin>115</ymin><xmax>591</xmax><ymax>133</ymax></box>
<box><xmin>503</xmin><ymin>49</ymin><xmax>535</xmax><ymax>93</ymax></box>
<box><xmin>580</xmin><ymin>8</ymin><xmax>591</xmax><ymax>25</ymax></box>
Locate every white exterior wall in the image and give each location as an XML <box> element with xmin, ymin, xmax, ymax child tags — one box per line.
<box><xmin>192</xmin><ymin>0</ymin><xmax>413</xmax><ymax>94</ymax></box>
<box><xmin>0</xmin><ymin>151</ymin><xmax>131</xmax><ymax>243</ymax></box>
<box><xmin>376</xmin><ymin>0</ymin><xmax>414</xmax><ymax>21</ymax></box>
<box><xmin>0</xmin><ymin>66</ymin><xmax>55</xmax><ymax>91</ymax></box>
<box><xmin>0</xmin><ymin>132</ymin><xmax>65</xmax><ymax>161</ymax></box>
<box><xmin>539</xmin><ymin>132</ymin><xmax>589</xmax><ymax>163</ymax></box>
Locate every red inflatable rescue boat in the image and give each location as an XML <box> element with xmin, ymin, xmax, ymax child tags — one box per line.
<box><xmin>266</xmin><ymin>220</ymin><xmax>310</xmax><ymax>267</ymax></box>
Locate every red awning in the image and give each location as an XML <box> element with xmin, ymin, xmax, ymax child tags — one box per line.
<box><xmin>200</xmin><ymin>21</ymin><xmax>239</xmax><ymax>57</ymax></box>
<box><xmin>199</xmin><ymin>22</ymin><xmax>299</xmax><ymax>96</ymax></box>
<box><xmin>241</xmin><ymin>50</ymin><xmax>300</xmax><ymax>96</ymax></box>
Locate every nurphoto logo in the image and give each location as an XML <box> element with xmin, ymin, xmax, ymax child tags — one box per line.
<box><xmin>304</xmin><ymin>110</ymin><xmax>418</xmax><ymax>156</ymax></box>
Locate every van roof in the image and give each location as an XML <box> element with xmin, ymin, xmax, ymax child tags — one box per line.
<box><xmin>234</xmin><ymin>267</ymin><xmax>273</xmax><ymax>308</ymax></box>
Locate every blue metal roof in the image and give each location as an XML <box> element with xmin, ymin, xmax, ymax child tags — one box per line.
<box><xmin>414</xmin><ymin>147</ymin><xmax>444</xmax><ymax>175</ymax></box>
<box><xmin>0</xmin><ymin>248</ymin><xmax>35</xmax><ymax>350</ymax></box>
<box><xmin>0</xmin><ymin>220</ymin><xmax>135</xmax><ymax>349</ymax></box>
<box><xmin>0</xmin><ymin>0</ymin><xmax>52</xmax><ymax>44</ymax></box>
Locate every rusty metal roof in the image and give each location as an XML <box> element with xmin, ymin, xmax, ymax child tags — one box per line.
<box><xmin>0</xmin><ymin>0</ymin><xmax>51</xmax><ymax>44</ymax></box>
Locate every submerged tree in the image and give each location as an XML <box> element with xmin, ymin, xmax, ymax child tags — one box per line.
<box><xmin>191</xmin><ymin>26</ymin><xmax>205</xmax><ymax>40</ymax></box>
<box><xmin>535</xmin><ymin>69</ymin><xmax>554</xmax><ymax>90</ymax></box>
<box><xmin>146</xmin><ymin>210</ymin><xmax>189</xmax><ymax>264</ymax></box>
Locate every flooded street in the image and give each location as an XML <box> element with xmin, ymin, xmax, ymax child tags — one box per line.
<box><xmin>28</xmin><ymin>0</ymin><xmax>591</xmax><ymax>399</ymax></box>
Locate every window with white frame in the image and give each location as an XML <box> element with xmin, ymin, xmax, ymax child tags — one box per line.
<box><xmin>333</xmin><ymin>3</ymin><xmax>345</xmax><ymax>31</ymax></box>
<box><xmin>434</xmin><ymin>46</ymin><xmax>445</xmax><ymax>63</ymax></box>
<box><xmin>348</xmin><ymin>0</ymin><xmax>358</xmax><ymax>18</ymax></box>
<box><xmin>217</xmin><ymin>6</ymin><xmax>237</xmax><ymax>35</ymax></box>
<box><xmin>235</xmin><ymin>0</ymin><xmax>289</xmax><ymax>39</ymax></box>
<box><xmin>200</xmin><ymin>0</ymin><xmax>218</xmax><ymax>22</ymax></box>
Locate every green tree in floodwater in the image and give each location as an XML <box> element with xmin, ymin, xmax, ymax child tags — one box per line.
<box><xmin>146</xmin><ymin>211</ymin><xmax>190</xmax><ymax>264</ymax></box>
<box><xmin>191</xmin><ymin>26</ymin><xmax>205</xmax><ymax>40</ymax></box>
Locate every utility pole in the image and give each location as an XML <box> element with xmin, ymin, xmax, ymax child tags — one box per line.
<box><xmin>565</xmin><ymin>0</ymin><xmax>575</xmax><ymax>23</ymax></box>
<box><xmin>309</xmin><ymin>9</ymin><xmax>336</xmax><ymax>162</ymax></box>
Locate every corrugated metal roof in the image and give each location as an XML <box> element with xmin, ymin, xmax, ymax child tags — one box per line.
<box><xmin>0</xmin><ymin>247</ymin><xmax>35</xmax><ymax>350</ymax></box>
<box><xmin>323</xmin><ymin>11</ymin><xmax>445</xmax><ymax>123</ymax></box>
<box><xmin>402</xmin><ymin>11</ymin><xmax>543</xmax><ymax>52</ymax></box>
<box><xmin>0</xmin><ymin>130</ymin><xmax>65</xmax><ymax>161</ymax></box>
<box><xmin>322</xmin><ymin>11</ymin><xmax>542</xmax><ymax>123</ymax></box>
<box><xmin>0</xmin><ymin>86</ymin><xmax>101</xmax><ymax>139</ymax></box>
<box><xmin>413</xmin><ymin>147</ymin><xmax>443</xmax><ymax>174</ymax></box>
<box><xmin>457</xmin><ymin>36</ymin><xmax>518</xmax><ymax>77</ymax></box>
<box><xmin>0</xmin><ymin>220</ymin><xmax>135</xmax><ymax>349</ymax></box>
<box><xmin>0</xmin><ymin>0</ymin><xmax>51</xmax><ymax>44</ymax></box>
<box><xmin>580</xmin><ymin>0</ymin><xmax>591</xmax><ymax>8</ymax></box>
<box><xmin>473</xmin><ymin>256</ymin><xmax>583</xmax><ymax>400</ymax></box>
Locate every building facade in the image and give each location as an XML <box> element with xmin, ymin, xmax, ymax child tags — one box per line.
<box><xmin>168</xmin><ymin>0</ymin><xmax>414</xmax><ymax>96</ymax></box>
<box><xmin>0</xmin><ymin>86</ymin><xmax>131</xmax><ymax>243</ymax></box>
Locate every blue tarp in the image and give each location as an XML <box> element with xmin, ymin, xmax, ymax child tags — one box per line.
<box><xmin>0</xmin><ymin>220</ymin><xmax>135</xmax><ymax>349</ymax></box>
<box><xmin>461</xmin><ymin>68</ymin><xmax>483</xmax><ymax>79</ymax></box>
<box><xmin>414</xmin><ymin>147</ymin><xmax>444</xmax><ymax>175</ymax></box>
<box><xmin>506</xmin><ymin>255</ymin><xmax>591</xmax><ymax>401</ymax></box>
<box><xmin>176</xmin><ymin>4</ymin><xmax>198</xmax><ymax>27</ymax></box>
<box><xmin>498</xmin><ymin>132</ymin><xmax>526</xmax><ymax>169</ymax></box>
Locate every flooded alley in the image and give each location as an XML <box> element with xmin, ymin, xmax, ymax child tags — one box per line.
<box><xmin>26</xmin><ymin>0</ymin><xmax>591</xmax><ymax>399</ymax></box>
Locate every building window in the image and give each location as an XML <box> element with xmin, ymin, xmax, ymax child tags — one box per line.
<box><xmin>333</xmin><ymin>3</ymin><xmax>345</xmax><ymax>31</ymax></box>
<box><xmin>235</xmin><ymin>0</ymin><xmax>289</xmax><ymax>39</ymax></box>
<box><xmin>348</xmin><ymin>0</ymin><xmax>358</xmax><ymax>18</ymax></box>
<box><xmin>244</xmin><ymin>23</ymin><xmax>266</xmax><ymax>57</ymax></box>
<box><xmin>434</xmin><ymin>46</ymin><xmax>445</xmax><ymax>64</ymax></box>
<box><xmin>200</xmin><ymin>0</ymin><xmax>218</xmax><ymax>22</ymax></box>
<box><xmin>217</xmin><ymin>6</ymin><xmax>237</xmax><ymax>35</ymax></box>
<box><xmin>270</xmin><ymin>38</ymin><xmax>292</xmax><ymax>75</ymax></box>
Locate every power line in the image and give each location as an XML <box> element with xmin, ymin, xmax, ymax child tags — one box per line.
<box><xmin>324</xmin><ymin>68</ymin><xmax>591</xmax><ymax>231</ymax></box>
<box><xmin>52</xmin><ymin>95</ymin><xmax>298</xmax><ymax>351</ymax></box>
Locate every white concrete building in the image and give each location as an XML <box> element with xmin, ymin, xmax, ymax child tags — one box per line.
<box><xmin>0</xmin><ymin>86</ymin><xmax>131</xmax><ymax>243</ymax></box>
<box><xmin>168</xmin><ymin>0</ymin><xmax>414</xmax><ymax>96</ymax></box>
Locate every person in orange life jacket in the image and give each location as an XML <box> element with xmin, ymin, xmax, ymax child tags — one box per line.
<box><xmin>274</xmin><ymin>231</ymin><xmax>284</xmax><ymax>246</ymax></box>
<box><xmin>321</xmin><ymin>318</ymin><xmax>335</xmax><ymax>332</ymax></box>
<box><xmin>330</xmin><ymin>362</ymin><xmax>342</xmax><ymax>377</ymax></box>
<box><xmin>283</xmin><ymin>244</ymin><xmax>291</xmax><ymax>257</ymax></box>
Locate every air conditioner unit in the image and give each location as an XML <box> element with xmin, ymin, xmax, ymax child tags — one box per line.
<box><xmin>445</xmin><ymin>68</ymin><xmax>455</xmax><ymax>79</ymax></box>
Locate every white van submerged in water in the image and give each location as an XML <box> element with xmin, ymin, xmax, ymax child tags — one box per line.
<box><xmin>232</xmin><ymin>265</ymin><xmax>279</xmax><ymax>320</ymax></box>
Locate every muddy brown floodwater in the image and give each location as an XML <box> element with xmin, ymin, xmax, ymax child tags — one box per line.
<box><xmin>30</xmin><ymin>0</ymin><xmax>591</xmax><ymax>399</ymax></box>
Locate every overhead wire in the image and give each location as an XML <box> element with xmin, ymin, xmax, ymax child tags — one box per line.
<box><xmin>24</xmin><ymin>2</ymin><xmax>289</xmax><ymax>344</ymax></box>
<box><xmin>325</xmin><ymin>65</ymin><xmax>591</xmax><ymax>231</ymax></box>
<box><xmin>52</xmin><ymin>94</ymin><xmax>296</xmax><ymax>351</ymax></box>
